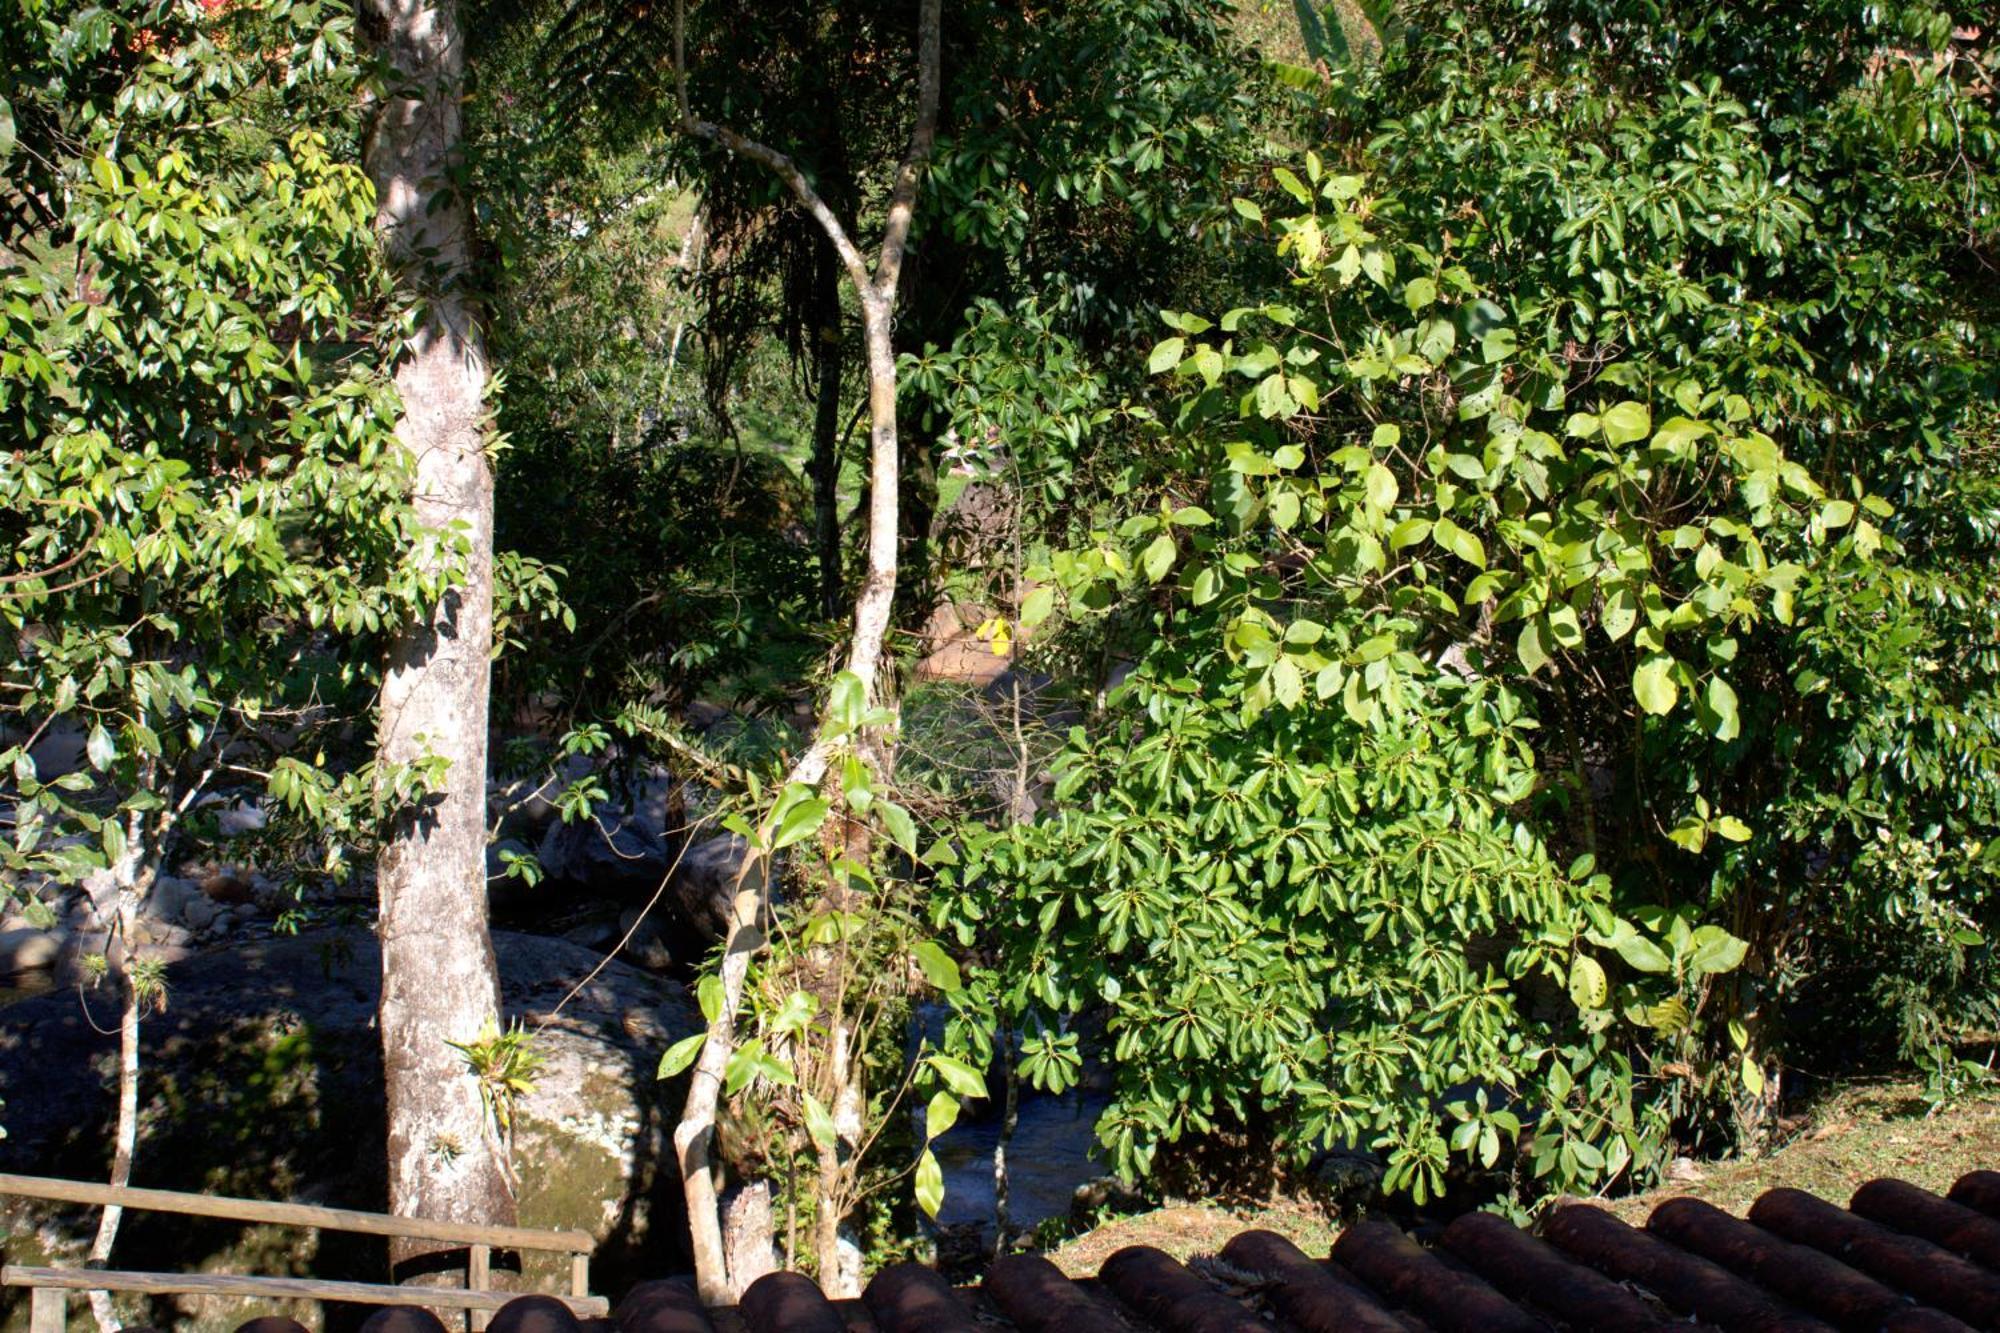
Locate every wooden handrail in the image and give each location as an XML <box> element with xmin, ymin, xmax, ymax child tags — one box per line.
<box><xmin>0</xmin><ymin>1174</ymin><xmax>592</xmax><ymax>1254</ymax></box>
<box><xmin>3</xmin><ymin>1267</ymin><xmax>609</xmax><ymax>1316</ymax></box>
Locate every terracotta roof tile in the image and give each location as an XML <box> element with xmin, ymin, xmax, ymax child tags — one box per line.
<box><xmin>341</xmin><ymin>1169</ymin><xmax>2000</xmax><ymax>1333</ymax></box>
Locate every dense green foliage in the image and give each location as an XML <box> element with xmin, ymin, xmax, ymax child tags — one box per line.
<box><xmin>936</xmin><ymin>0</ymin><xmax>2000</xmax><ymax>1210</ymax></box>
<box><xmin>3</xmin><ymin>0</ymin><xmax>1997</xmax><ymax>1256</ymax></box>
<box><xmin>0</xmin><ymin>0</ymin><xmax>426</xmax><ymax>915</ymax></box>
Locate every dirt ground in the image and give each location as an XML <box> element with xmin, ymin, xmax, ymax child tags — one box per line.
<box><xmin>1045</xmin><ymin>1078</ymin><xmax>2000</xmax><ymax>1276</ymax></box>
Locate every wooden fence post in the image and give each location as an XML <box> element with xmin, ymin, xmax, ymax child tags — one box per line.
<box><xmin>468</xmin><ymin>1245</ymin><xmax>491</xmax><ymax>1333</ymax></box>
<box><xmin>29</xmin><ymin>1286</ymin><xmax>65</xmax><ymax>1333</ymax></box>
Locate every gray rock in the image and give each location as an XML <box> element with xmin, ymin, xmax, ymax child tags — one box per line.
<box><xmin>143</xmin><ymin>875</ymin><xmax>196</xmax><ymax>923</ymax></box>
<box><xmin>181</xmin><ymin>897</ymin><xmax>219</xmax><ymax>932</ymax></box>
<box><xmin>615</xmin><ymin>906</ymin><xmax>673</xmax><ymax>971</ymax></box>
<box><xmin>562</xmin><ymin>918</ymin><xmax>620</xmax><ymax>952</ymax></box>
<box><xmin>670</xmin><ymin>834</ymin><xmax>762</xmax><ymax>938</ymax></box>
<box><xmin>215</xmin><ymin>799</ymin><xmax>268</xmax><ymax>836</ymax></box>
<box><xmin>0</xmin><ymin>928</ymin><xmax>61</xmax><ymax>977</ymax></box>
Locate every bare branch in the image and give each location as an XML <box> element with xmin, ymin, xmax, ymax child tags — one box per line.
<box><xmin>674</xmin><ymin>0</ymin><xmax>873</xmax><ymax>294</ymax></box>
<box><xmin>874</xmin><ymin>0</ymin><xmax>943</xmax><ymax>302</ymax></box>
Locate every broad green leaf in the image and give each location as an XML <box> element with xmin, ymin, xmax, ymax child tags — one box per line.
<box><xmin>928</xmin><ymin>1053</ymin><xmax>988</xmax><ymax>1098</ymax></box>
<box><xmin>1705</xmin><ymin>674</ymin><xmax>1740</xmax><ymax>741</ymax></box>
<box><xmin>911</xmin><ymin>939</ymin><xmax>963</xmax><ymax>993</ymax></box>
<box><xmin>1019</xmin><ymin>584</ymin><xmax>1056</xmax><ymax>627</ymax></box>
<box><xmin>1148</xmin><ymin>338</ymin><xmax>1185</xmax><ymax>373</ymax></box>
<box><xmin>1687</xmin><ymin>925</ymin><xmax>1748</xmax><ymax>974</ymax></box>
<box><xmin>1602</xmin><ymin>585</ymin><xmax>1638</xmax><ymax>642</ymax></box>
<box><xmin>1516</xmin><ymin>619</ymin><xmax>1551</xmax><ymax>675</ymax></box>
<box><xmin>1141</xmin><ymin>532</ymin><xmax>1177</xmax><ymax>583</ymax></box>
<box><xmin>1713</xmin><ymin>815</ymin><xmax>1752</xmax><ymax>842</ymax></box>
<box><xmin>1432</xmin><ymin>517</ymin><xmax>1486</xmax><ymax>568</ymax></box>
<box><xmin>1600</xmin><ymin>401</ymin><xmax>1652</xmax><ymax>446</ymax></box>
<box><xmin>1612</xmin><ymin>933</ymin><xmax>1673</xmax><ymax>974</ymax></box>
<box><xmin>1568</xmin><ymin>955</ymin><xmax>1608</xmax><ymax>1009</ymax></box>
<box><xmin>1364</xmin><ymin>463</ymin><xmax>1397</xmax><ymax>510</ymax></box>
<box><xmin>924</xmin><ymin>1090</ymin><xmax>961</xmax><ymax>1140</ymax></box>
<box><xmin>1741</xmin><ymin>1056</ymin><xmax>1765</xmax><ymax>1098</ymax></box>
<box><xmin>804</xmin><ymin>1092</ymin><xmax>837</xmax><ymax>1153</ymax></box>
<box><xmin>771</xmin><ymin>796</ymin><xmax>830</xmax><ymax>850</ymax></box>
<box><xmin>877</xmin><ymin>799</ymin><xmax>919</xmax><ymax>855</ymax></box>
<box><xmin>657</xmin><ymin>1032</ymin><xmax>705</xmax><ymax>1079</ymax></box>
<box><xmin>697</xmin><ymin>973</ymin><xmax>726</xmax><ymax>1024</ymax></box>
<box><xmin>86</xmin><ymin>725</ymin><xmax>117</xmax><ymax>771</ymax></box>
<box><xmin>1272</xmin><ymin>656</ymin><xmax>1304</xmax><ymax>708</ymax></box>
<box><xmin>915</xmin><ymin>1147</ymin><xmax>944</xmax><ymax>1218</ymax></box>
<box><xmin>1633</xmin><ymin>654</ymin><xmax>1679</xmax><ymax>715</ymax></box>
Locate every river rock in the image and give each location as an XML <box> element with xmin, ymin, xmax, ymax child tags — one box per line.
<box><xmin>0</xmin><ymin>927</ymin><xmax>61</xmax><ymax>977</ymax></box>
<box><xmin>144</xmin><ymin>875</ymin><xmax>197</xmax><ymax>924</ymax></box>
<box><xmin>0</xmin><ymin>927</ymin><xmax>699</xmax><ymax>1328</ymax></box>
<box><xmin>182</xmin><ymin>895</ymin><xmax>220</xmax><ymax>932</ymax></box>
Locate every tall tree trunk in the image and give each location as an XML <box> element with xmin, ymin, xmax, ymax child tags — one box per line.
<box><xmin>669</xmin><ymin>0</ymin><xmax>941</xmax><ymax>1304</ymax></box>
<box><xmin>810</xmin><ymin>249</ymin><xmax>845</xmax><ymax>621</ymax></box>
<box><xmin>363</xmin><ymin>0</ymin><xmax>514</xmax><ymax>1271</ymax></box>
<box><xmin>85</xmin><ymin>796</ymin><xmax>156</xmax><ymax>1333</ymax></box>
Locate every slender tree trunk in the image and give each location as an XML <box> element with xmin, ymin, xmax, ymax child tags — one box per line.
<box><xmin>669</xmin><ymin>0</ymin><xmax>941</xmax><ymax>1303</ymax></box>
<box><xmin>810</xmin><ymin>252</ymin><xmax>845</xmax><ymax>621</ymax></box>
<box><xmin>84</xmin><ymin>798</ymin><xmax>156</xmax><ymax>1333</ymax></box>
<box><xmin>363</xmin><ymin>0</ymin><xmax>514</xmax><ymax>1272</ymax></box>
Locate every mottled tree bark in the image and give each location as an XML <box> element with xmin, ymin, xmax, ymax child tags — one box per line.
<box><xmin>363</xmin><ymin>0</ymin><xmax>514</xmax><ymax>1270</ymax></box>
<box><xmin>809</xmin><ymin>251</ymin><xmax>845</xmax><ymax>622</ymax></box>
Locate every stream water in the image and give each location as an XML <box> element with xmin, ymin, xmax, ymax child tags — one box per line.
<box><xmin>931</xmin><ymin>1088</ymin><xmax>1111</xmax><ymax>1230</ymax></box>
<box><xmin>0</xmin><ymin>966</ymin><xmax>55</xmax><ymax>1006</ymax></box>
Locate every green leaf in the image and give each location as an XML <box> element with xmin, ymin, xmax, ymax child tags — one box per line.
<box><xmin>0</xmin><ymin>95</ymin><xmax>14</xmax><ymax>166</ymax></box>
<box><xmin>1568</xmin><ymin>955</ymin><xmax>1608</xmax><ymax>1009</ymax></box>
<box><xmin>1272</xmin><ymin>166</ymin><xmax>1312</xmax><ymax>204</ymax></box>
<box><xmin>1019</xmin><ymin>584</ymin><xmax>1056</xmax><ymax>628</ymax></box>
<box><xmin>1633</xmin><ymin>654</ymin><xmax>1680</xmax><ymax>715</ymax></box>
<box><xmin>1713</xmin><ymin>815</ymin><xmax>1752</xmax><ymax>842</ymax></box>
<box><xmin>657</xmin><ymin>1032</ymin><xmax>705</xmax><ymax>1079</ymax></box>
<box><xmin>1612</xmin><ymin>933</ymin><xmax>1673</xmax><ymax>974</ymax></box>
<box><xmin>1141</xmin><ymin>532</ymin><xmax>1177</xmax><ymax>583</ymax></box>
<box><xmin>1602</xmin><ymin>585</ymin><xmax>1638</xmax><ymax>642</ymax></box>
<box><xmin>1687</xmin><ymin>925</ymin><xmax>1748</xmax><ymax>974</ymax></box>
<box><xmin>1148</xmin><ymin>338</ymin><xmax>1186</xmax><ymax>374</ymax></box>
<box><xmin>915</xmin><ymin>1147</ymin><xmax>944</xmax><ymax>1218</ymax></box>
<box><xmin>1703</xmin><ymin>675</ymin><xmax>1741</xmax><ymax>741</ymax></box>
<box><xmin>877</xmin><ymin>799</ymin><xmax>919</xmax><ymax>855</ymax></box>
<box><xmin>697</xmin><ymin>974</ymin><xmax>726</xmax><ymax>1024</ymax></box>
<box><xmin>1741</xmin><ymin>1055</ymin><xmax>1765</xmax><ymax>1098</ymax></box>
<box><xmin>928</xmin><ymin>1054</ymin><xmax>988</xmax><ymax>1098</ymax></box>
<box><xmin>1403</xmin><ymin>276</ymin><xmax>1437</xmax><ymax>311</ymax></box>
<box><xmin>804</xmin><ymin>1092</ymin><xmax>837</xmax><ymax>1153</ymax></box>
<box><xmin>828</xmin><ymin>672</ymin><xmax>867</xmax><ymax>729</ymax></box>
<box><xmin>911</xmin><ymin>939</ymin><xmax>963</xmax><ymax>993</ymax></box>
<box><xmin>1171</xmin><ymin>506</ymin><xmax>1214</xmax><ymax>527</ymax></box>
<box><xmin>1600</xmin><ymin>401</ymin><xmax>1652</xmax><ymax>446</ymax></box>
<box><xmin>86</xmin><ymin>725</ymin><xmax>117</xmax><ymax>771</ymax></box>
<box><xmin>1516</xmin><ymin>619</ymin><xmax>1551</xmax><ymax>675</ymax></box>
<box><xmin>924</xmin><ymin>1090</ymin><xmax>961</xmax><ymax>1141</ymax></box>
<box><xmin>1364</xmin><ymin>464</ymin><xmax>1398</xmax><ymax>511</ymax></box>
<box><xmin>771</xmin><ymin>796</ymin><xmax>830</xmax><ymax>850</ymax></box>
<box><xmin>1272</xmin><ymin>656</ymin><xmax>1304</xmax><ymax>708</ymax></box>
<box><xmin>1432</xmin><ymin>517</ymin><xmax>1486</xmax><ymax>568</ymax></box>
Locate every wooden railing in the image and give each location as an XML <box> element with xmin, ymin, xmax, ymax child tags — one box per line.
<box><xmin>0</xmin><ymin>1173</ymin><xmax>607</xmax><ymax>1333</ymax></box>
